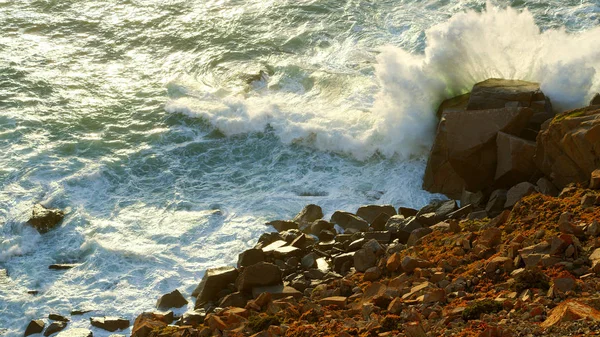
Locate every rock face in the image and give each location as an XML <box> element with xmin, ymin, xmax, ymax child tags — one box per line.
<box><xmin>535</xmin><ymin>106</ymin><xmax>600</xmax><ymax>189</ymax></box>
<box><xmin>27</xmin><ymin>204</ymin><xmax>65</xmax><ymax>233</ymax></box>
<box><xmin>192</xmin><ymin>266</ymin><xmax>238</xmax><ymax>304</ymax></box>
<box><xmin>156</xmin><ymin>289</ymin><xmax>188</xmax><ymax>310</ymax></box>
<box><xmin>424</xmin><ymin>79</ymin><xmax>552</xmax><ymax>199</ymax></box>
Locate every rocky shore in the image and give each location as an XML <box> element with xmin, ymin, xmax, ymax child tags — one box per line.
<box><xmin>18</xmin><ymin>79</ymin><xmax>600</xmax><ymax>337</ymax></box>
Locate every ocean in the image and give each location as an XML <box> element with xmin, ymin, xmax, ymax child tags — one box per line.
<box><xmin>1</xmin><ymin>0</ymin><xmax>599</xmax><ymax>335</ymax></box>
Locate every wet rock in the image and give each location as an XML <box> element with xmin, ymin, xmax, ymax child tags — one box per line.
<box><xmin>330</xmin><ymin>211</ymin><xmax>369</xmax><ymax>231</ymax></box>
<box><xmin>356</xmin><ymin>205</ymin><xmax>396</xmax><ymax>224</ymax></box>
<box><xmin>25</xmin><ymin>320</ymin><xmax>45</xmax><ymax>337</ymax></box>
<box><xmin>535</xmin><ymin>106</ymin><xmax>600</xmax><ymax>189</ymax></box>
<box><xmin>48</xmin><ymin>314</ymin><xmax>68</xmax><ymax>322</ymax></box>
<box><xmin>156</xmin><ymin>289</ymin><xmax>188</xmax><ymax>310</ymax></box>
<box><xmin>27</xmin><ymin>204</ymin><xmax>65</xmax><ymax>233</ymax></box>
<box><xmin>236</xmin><ymin>262</ymin><xmax>282</xmax><ymax>291</ymax></box>
<box><xmin>541</xmin><ymin>300</ymin><xmax>600</xmax><ymax>328</ymax></box>
<box><xmin>505</xmin><ymin>182</ymin><xmax>537</xmax><ymax>208</ymax></box>
<box><xmin>55</xmin><ymin>329</ymin><xmax>93</xmax><ymax>337</ymax></box>
<box><xmin>48</xmin><ymin>264</ymin><xmax>80</xmax><ymax>270</ymax></box>
<box><xmin>89</xmin><ymin>317</ymin><xmax>129</xmax><ymax>332</ymax></box>
<box><xmin>44</xmin><ymin>321</ymin><xmax>67</xmax><ymax>336</ymax></box>
<box><xmin>267</xmin><ymin>220</ymin><xmax>298</xmax><ymax>232</ymax></box>
<box><xmin>293</xmin><ymin>204</ymin><xmax>323</xmax><ymax>228</ymax></box>
<box><xmin>237</xmin><ymin>248</ymin><xmax>265</xmax><ymax>268</ymax></box>
<box><xmin>70</xmin><ymin>310</ymin><xmax>92</xmax><ymax>316</ymax></box>
<box><xmin>192</xmin><ymin>266</ymin><xmax>238</xmax><ymax>304</ymax></box>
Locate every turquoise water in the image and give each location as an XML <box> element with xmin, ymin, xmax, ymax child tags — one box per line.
<box><xmin>1</xmin><ymin>1</ymin><xmax>600</xmax><ymax>335</ymax></box>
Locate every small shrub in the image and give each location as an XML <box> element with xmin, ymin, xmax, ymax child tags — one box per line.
<box><xmin>512</xmin><ymin>267</ymin><xmax>550</xmax><ymax>293</ymax></box>
<box><xmin>462</xmin><ymin>299</ymin><xmax>503</xmax><ymax>321</ymax></box>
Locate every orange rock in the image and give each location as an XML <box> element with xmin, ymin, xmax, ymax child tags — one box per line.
<box><xmin>205</xmin><ymin>314</ymin><xmax>228</xmax><ymax>331</ymax></box>
<box><xmin>386</xmin><ymin>253</ymin><xmax>402</xmax><ymax>272</ymax></box>
<box><xmin>404</xmin><ymin>321</ymin><xmax>427</xmax><ymax>337</ymax></box>
<box><xmin>131</xmin><ymin>312</ymin><xmax>172</xmax><ymax>337</ymax></box>
<box><xmin>319</xmin><ymin>296</ymin><xmax>347</xmax><ymax>308</ymax></box>
<box><xmin>223</xmin><ymin>307</ymin><xmax>249</xmax><ymax>318</ymax></box>
<box><xmin>540</xmin><ymin>300</ymin><xmax>600</xmax><ymax>328</ymax></box>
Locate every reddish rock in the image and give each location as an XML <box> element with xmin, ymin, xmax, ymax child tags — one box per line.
<box><xmin>386</xmin><ymin>253</ymin><xmax>402</xmax><ymax>272</ymax></box>
<box><xmin>535</xmin><ymin>106</ymin><xmax>600</xmax><ymax>189</ymax></box>
<box><xmin>541</xmin><ymin>300</ymin><xmax>600</xmax><ymax>328</ymax></box>
<box><xmin>131</xmin><ymin>312</ymin><xmax>173</xmax><ymax>337</ymax></box>
<box><xmin>319</xmin><ymin>296</ymin><xmax>347</xmax><ymax>308</ymax></box>
<box><xmin>401</xmin><ymin>256</ymin><xmax>433</xmax><ymax>273</ymax></box>
<box><xmin>485</xmin><ymin>256</ymin><xmax>514</xmax><ymax>274</ymax></box>
<box><xmin>495</xmin><ymin>132</ymin><xmax>537</xmax><ymax>187</ymax></box>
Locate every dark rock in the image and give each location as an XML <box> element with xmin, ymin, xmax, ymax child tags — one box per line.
<box><xmin>290</xmin><ymin>233</ymin><xmax>310</xmax><ymax>249</ymax></box>
<box><xmin>293</xmin><ymin>204</ymin><xmax>323</xmax><ymax>228</ymax></box>
<box><xmin>333</xmin><ymin>252</ymin><xmax>355</xmax><ymax>273</ymax></box>
<box><xmin>398</xmin><ymin>207</ymin><xmax>418</xmax><ymax>218</ymax></box>
<box><xmin>300</xmin><ymin>253</ymin><xmax>317</xmax><ymax>269</ymax></box>
<box><xmin>253</xmin><ymin>232</ymin><xmax>280</xmax><ymax>249</ymax></box>
<box><xmin>486</xmin><ymin>189</ymin><xmax>507</xmax><ymax>217</ymax></box>
<box><xmin>370</xmin><ymin>213</ymin><xmax>391</xmax><ymax>231</ymax></box>
<box><xmin>44</xmin><ymin>322</ymin><xmax>67</xmax><ymax>336</ymax></box>
<box><xmin>48</xmin><ymin>264</ymin><xmax>80</xmax><ymax>270</ymax></box>
<box><xmin>55</xmin><ymin>329</ymin><xmax>93</xmax><ymax>337</ymax></box>
<box><xmin>251</xmin><ymin>284</ymin><xmax>303</xmax><ymax>300</ymax></box>
<box><xmin>354</xmin><ymin>248</ymin><xmax>377</xmax><ymax>272</ymax></box>
<box><xmin>89</xmin><ymin>317</ymin><xmax>129</xmax><ymax>332</ymax></box>
<box><xmin>446</xmin><ymin>204</ymin><xmax>473</xmax><ymax>219</ymax></box>
<box><xmin>466</xmin><ymin>79</ymin><xmax>550</xmax><ymax>113</ymax></box>
<box><xmin>267</xmin><ymin>220</ymin><xmax>298</xmax><ymax>232</ymax></box>
<box><xmin>236</xmin><ymin>262</ymin><xmax>282</xmax><ymax>291</ymax></box>
<box><xmin>356</xmin><ymin>205</ymin><xmax>396</xmax><ymax>224</ymax></box>
<box><xmin>156</xmin><ymin>289</ymin><xmax>188</xmax><ymax>310</ymax></box>
<box><xmin>48</xmin><ymin>314</ymin><xmax>69</xmax><ymax>322</ymax></box>
<box><xmin>272</xmin><ymin>246</ymin><xmax>302</xmax><ymax>259</ymax></box>
<box><xmin>505</xmin><ymin>182</ymin><xmax>538</xmax><ymax>208</ymax></box>
<box><xmin>25</xmin><ymin>320</ymin><xmax>45</xmax><ymax>337</ymax></box>
<box><xmin>310</xmin><ymin>220</ymin><xmax>334</xmax><ymax>236</ymax></box>
<box><xmin>468</xmin><ymin>210</ymin><xmax>488</xmax><ymax>220</ymax></box>
<box><xmin>318</xmin><ymin>229</ymin><xmax>336</xmax><ymax>241</ymax></box>
<box><xmin>28</xmin><ymin>290</ymin><xmax>39</xmax><ymax>295</ymax></box>
<box><xmin>330</xmin><ymin>211</ymin><xmax>369</xmax><ymax>231</ymax></box>
<box><xmin>495</xmin><ymin>132</ymin><xmax>537</xmax><ymax>187</ymax></box>
<box><xmin>364</xmin><ymin>231</ymin><xmax>392</xmax><ymax>244</ymax></box>
<box><xmin>219</xmin><ymin>292</ymin><xmax>249</xmax><ymax>308</ymax></box>
<box><xmin>192</xmin><ymin>266</ymin><xmax>238</xmax><ymax>304</ymax></box>
<box><xmin>69</xmin><ymin>310</ymin><xmax>92</xmax><ymax>316</ymax></box>
<box><xmin>237</xmin><ymin>248</ymin><xmax>265</xmax><ymax>268</ymax></box>
<box><xmin>407</xmin><ymin>227</ymin><xmax>433</xmax><ymax>247</ymax></box>
<box><xmin>347</xmin><ymin>238</ymin><xmax>365</xmax><ymax>251</ymax></box>
<box><xmin>27</xmin><ymin>204</ymin><xmax>65</xmax><ymax>233</ymax></box>
<box><xmin>591</xmin><ymin>93</ymin><xmax>600</xmax><ymax>106</ymax></box>
<box><xmin>537</xmin><ymin>177</ymin><xmax>559</xmax><ymax>197</ymax></box>
<box><xmin>461</xmin><ymin>189</ymin><xmax>485</xmax><ymax>207</ymax></box>
<box><xmin>437</xmin><ymin>92</ymin><xmax>470</xmax><ymax>119</ymax></box>
<box><xmin>179</xmin><ymin>310</ymin><xmax>206</xmax><ymax>326</ymax></box>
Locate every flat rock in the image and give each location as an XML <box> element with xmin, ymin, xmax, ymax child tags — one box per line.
<box><xmin>156</xmin><ymin>289</ymin><xmax>188</xmax><ymax>310</ymax></box>
<box><xmin>495</xmin><ymin>132</ymin><xmax>537</xmax><ymax>187</ymax></box>
<box><xmin>192</xmin><ymin>266</ymin><xmax>238</xmax><ymax>304</ymax></box>
<box><xmin>319</xmin><ymin>296</ymin><xmax>347</xmax><ymax>308</ymax></box>
<box><xmin>56</xmin><ymin>329</ymin><xmax>93</xmax><ymax>337</ymax></box>
<box><xmin>24</xmin><ymin>319</ymin><xmax>45</xmax><ymax>337</ymax></box>
<box><xmin>27</xmin><ymin>204</ymin><xmax>65</xmax><ymax>233</ymax></box>
<box><xmin>48</xmin><ymin>264</ymin><xmax>80</xmax><ymax>270</ymax></box>
<box><xmin>251</xmin><ymin>284</ymin><xmax>302</xmax><ymax>300</ymax></box>
<box><xmin>89</xmin><ymin>317</ymin><xmax>129</xmax><ymax>332</ymax></box>
<box><xmin>541</xmin><ymin>300</ymin><xmax>600</xmax><ymax>328</ymax></box>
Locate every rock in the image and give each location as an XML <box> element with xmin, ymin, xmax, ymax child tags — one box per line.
<box><xmin>535</xmin><ymin>106</ymin><xmax>600</xmax><ymax>189</ymax></box>
<box><xmin>55</xmin><ymin>329</ymin><xmax>93</xmax><ymax>337</ymax></box>
<box><xmin>237</xmin><ymin>248</ymin><xmax>265</xmax><ymax>268</ymax></box>
<box><xmin>27</xmin><ymin>204</ymin><xmax>65</xmax><ymax>233</ymax></box>
<box><xmin>486</xmin><ymin>189</ymin><xmax>507</xmax><ymax>216</ymax></box>
<box><xmin>591</xmin><ymin>93</ymin><xmax>600</xmax><ymax>106</ymax></box>
<box><xmin>404</xmin><ymin>322</ymin><xmax>428</xmax><ymax>337</ymax></box>
<box><xmin>591</xmin><ymin>169</ymin><xmax>600</xmax><ymax>189</ymax></box>
<box><xmin>541</xmin><ymin>300</ymin><xmax>600</xmax><ymax>328</ymax></box>
<box><xmin>271</xmin><ymin>246</ymin><xmax>302</xmax><ymax>259</ymax></box>
<box><xmin>261</xmin><ymin>240</ymin><xmax>287</xmax><ymax>253</ymax></box>
<box><xmin>468</xmin><ymin>210</ymin><xmax>488</xmax><ymax>220</ymax></box>
<box><xmin>219</xmin><ymin>292</ymin><xmax>249</xmax><ymax>308</ymax></box>
<box><xmin>310</xmin><ymin>220</ymin><xmax>334</xmax><ymax>236</ymax></box>
<box><xmin>44</xmin><ymin>321</ymin><xmax>67</xmax><ymax>336</ymax></box>
<box><xmin>485</xmin><ymin>257</ymin><xmax>514</xmax><ymax>274</ymax></box>
<box><xmin>353</xmin><ymin>248</ymin><xmax>377</xmax><ymax>272</ymax></box>
<box><xmin>179</xmin><ymin>310</ymin><xmax>206</xmax><ymax>325</ymax></box>
<box><xmin>447</xmin><ymin>204</ymin><xmax>473</xmax><ymax>220</ymax></box>
<box><xmin>330</xmin><ymin>211</ymin><xmax>369</xmax><ymax>231</ymax></box>
<box><xmin>363</xmin><ymin>267</ymin><xmax>382</xmax><ymax>281</ymax></box>
<box><xmin>131</xmin><ymin>312</ymin><xmax>172</xmax><ymax>337</ymax></box>
<box><xmin>319</xmin><ymin>296</ymin><xmax>347</xmax><ymax>308</ymax></box>
<box><xmin>48</xmin><ymin>264</ymin><xmax>80</xmax><ymax>270</ymax></box>
<box><xmin>251</xmin><ymin>284</ymin><xmax>302</xmax><ymax>300</ymax></box>
<box><xmin>553</xmin><ymin>277</ymin><xmax>576</xmax><ymax>293</ymax></box>
<box><xmin>370</xmin><ymin>213</ymin><xmax>391</xmax><ymax>231</ymax></box>
<box><xmin>401</xmin><ymin>256</ymin><xmax>433</xmax><ymax>273</ymax></box>
<box><xmin>505</xmin><ymin>182</ymin><xmax>537</xmax><ymax>208</ymax></box>
<box><xmin>386</xmin><ymin>253</ymin><xmax>403</xmax><ymax>272</ymax></box>
<box><xmin>89</xmin><ymin>317</ymin><xmax>129</xmax><ymax>332</ymax></box>
<box><xmin>495</xmin><ymin>132</ymin><xmax>537</xmax><ymax>187</ymax></box>
<box><xmin>479</xmin><ymin>227</ymin><xmax>502</xmax><ymax>248</ymax></box>
<box><xmin>437</xmin><ymin>92</ymin><xmax>470</xmax><ymax>118</ymax></box>
<box><xmin>424</xmin><ymin>105</ymin><xmax>535</xmax><ymax>198</ymax></box>
<box><xmin>267</xmin><ymin>220</ymin><xmax>298</xmax><ymax>232</ymax></box>
<box><xmin>364</xmin><ymin>231</ymin><xmax>392</xmax><ymax>243</ymax></box>
<box><xmin>48</xmin><ymin>314</ymin><xmax>68</xmax><ymax>322</ymax></box>
<box><xmin>192</xmin><ymin>266</ymin><xmax>238</xmax><ymax>304</ymax></box>
<box><xmin>25</xmin><ymin>320</ymin><xmax>45</xmax><ymax>337</ymax></box>
<box><xmin>254</xmin><ymin>232</ymin><xmax>280</xmax><ymax>249</ymax></box>
<box><xmin>332</xmin><ymin>252</ymin><xmax>355</xmax><ymax>273</ymax></box>
<box><xmin>407</xmin><ymin>227</ymin><xmax>432</xmax><ymax>247</ymax></box>
<box><xmin>466</xmin><ymin>78</ymin><xmax>550</xmax><ymax>112</ymax></box>
<box><xmin>558</xmin><ymin>212</ymin><xmax>584</xmax><ymax>236</ymax></box>
<box><xmin>301</xmin><ymin>253</ymin><xmax>317</xmax><ymax>269</ymax></box>
<box><xmin>536</xmin><ymin>177</ymin><xmax>559</xmax><ymax>196</ymax></box>
<box><xmin>399</xmin><ymin>207</ymin><xmax>418</xmax><ymax>217</ymax></box>
<box><xmin>156</xmin><ymin>289</ymin><xmax>188</xmax><ymax>310</ymax></box>
<box><xmin>293</xmin><ymin>204</ymin><xmax>323</xmax><ymax>228</ymax></box>
<box><xmin>356</xmin><ymin>205</ymin><xmax>396</xmax><ymax>224</ymax></box>
<box><xmin>236</xmin><ymin>262</ymin><xmax>281</xmax><ymax>291</ymax></box>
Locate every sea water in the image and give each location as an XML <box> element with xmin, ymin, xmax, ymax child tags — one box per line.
<box><xmin>1</xmin><ymin>0</ymin><xmax>599</xmax><ymax>335</ymax></box>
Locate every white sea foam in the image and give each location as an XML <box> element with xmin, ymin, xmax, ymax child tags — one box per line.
<box><xmin>168</xmin><ymin>4</ymin><xmax>600</xmax><ymax>161</ymax></box>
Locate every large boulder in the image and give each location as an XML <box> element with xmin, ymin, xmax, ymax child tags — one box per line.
<box><xmin>235</xmin><ymin>262</ymin><xmax>281</xmax><ymax>292</ymax></box>
<box><xmin>192</xmin><ymin>266</ymin><xmax>238</xmax><ymax>304</ymax></box>
<box><xmin>293</xmin><ymin>204</ymin><xmax>323</xmax><ymax>228</ymax></box>
<box><xmin>27</xmin><ymin>204</ymin><xmax>65</xmax><ymax>233</ymax></box>
<box><xmin>466</xmin><ymin>78</ymin><xmax>551</xmax><ymax>113</ymax></box>
<box><xmin>494</xmin><ymin>132</ymin><xmax>538</xmax><ymax>187</ymax></box>
<box><xmin>24</xmin><ymin>320</ymin><xmax>45</xmax><ymax>337</ymax></box>
<box><xmin>131</xmin><ymin>312</ymin><xmax>173</xmax><ymax>337</ymax></box>
<box><xmin>355</xmin><ymin>205</ymin><xmax>397</xmax><ymax>224</ymax></box>
<box><xmin>330</xmin><ymin>211</ymin><xmax>369</xmax><ymax>232</ymax></box>
<box><xmin>89</xmin><ymin>317</ymin><xmax>129</xmax><ymax>332</ymax></box>
<box><xmin>535</xmin><ymin>106</ymin><xmax>600</xmax><ymax>189</ymax></box>
<box><xmin>156</xmin><ymin>289</ymin><xmax>188</xmax><ymax>310</ymax></box>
